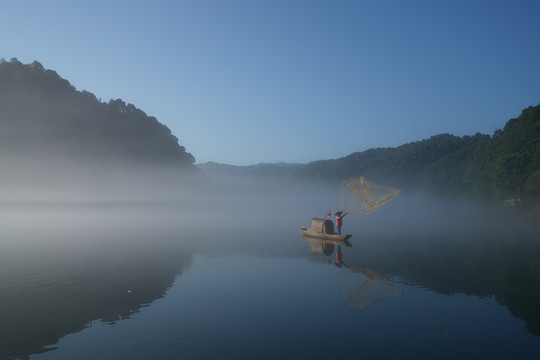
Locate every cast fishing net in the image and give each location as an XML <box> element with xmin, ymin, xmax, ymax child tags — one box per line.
<box><xmin>339</xmin><ymin>267</ymin><xmax>403</xmax><ymax>312</ymax></box>
<box><xmin>339</xmin><ymin>177</ymin><xmax>402</xmax><ymax>214</ymax></box>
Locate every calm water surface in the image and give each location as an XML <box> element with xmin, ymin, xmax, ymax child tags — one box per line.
<box><xmin>1</xmin><ymin>184</ymin><xmax>539</xmax><ymax>359</ymax></box>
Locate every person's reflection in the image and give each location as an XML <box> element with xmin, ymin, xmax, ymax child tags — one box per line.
<box><xmin>335</xmin><ymin>245</ymin><xmax>344</xmax><ymax>267</ymax></box>
<box><xmin>299</xmin><ymin>236</ymin><xmax>351</xmax><ymax>266</ymax></box>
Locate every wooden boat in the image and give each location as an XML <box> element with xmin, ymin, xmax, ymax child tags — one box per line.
<box><xmin>299</xmin><ymin>228</ymin><xmax>352</xmax><ymax>241</ymax></box>
<box><xmin>299</xmin><ymin>235</ymin><xmax>352</xmax><ymax>248</ymax></box>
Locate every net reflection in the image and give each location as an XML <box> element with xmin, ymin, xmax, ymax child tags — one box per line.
<box><xmin>300</xmin><ymin>235</ymin><xmax>403</xmax><ymax>311</ymax></box>
<box><xmin>339</xmin><ymin>267</ymin><xmax>404</xmax><ymax>312</ymax></box>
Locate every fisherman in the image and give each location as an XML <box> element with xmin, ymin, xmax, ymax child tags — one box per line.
<box><xmin>334</xmin><ymin>211</ymin><xmax>348</xmax><ymax>235</ymax></box>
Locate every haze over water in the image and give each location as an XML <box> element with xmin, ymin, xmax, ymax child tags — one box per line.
<box><xmin>1</xmin><ymin>179</ymin><xmax>539</xmax><ymax>360</ymax></box>
<box><xmin>2</xmin><ymin>1</ymin><xmax>540</xmax><ymax>358</ymax></box>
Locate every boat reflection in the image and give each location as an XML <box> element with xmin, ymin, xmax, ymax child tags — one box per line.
<box><xmin>300</xmin><ymin>235</ymin><xmax>403</xmax><ymax>311</ymax></box>
<box><xmin>299</xmin><ymin>235</ymin><xmax>351</xmax><ymax>256</ymax></box>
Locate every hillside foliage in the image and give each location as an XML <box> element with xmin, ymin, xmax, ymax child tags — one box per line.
<box><xmin>0</xmin><ymin>58</ymin><xmax>196</xmax><ymax>168</ymax></box>
<box><xmin>298</xmin><ymin>104</ymin><xmax>540</xmax><ymax>203</ymax></box>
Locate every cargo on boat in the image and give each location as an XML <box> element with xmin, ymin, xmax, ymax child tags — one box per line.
<box><xmin>299</xmin><ymin>217</ymin><xmax>352</xmax><ymax>241</ymax></box>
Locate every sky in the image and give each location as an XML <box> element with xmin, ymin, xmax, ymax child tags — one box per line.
<box><xmin>1</xmin><ymin>0</ymin><xmax>540</xmax><ymax>166</ymax></box>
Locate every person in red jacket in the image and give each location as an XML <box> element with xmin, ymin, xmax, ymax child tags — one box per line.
<box><xmin>334</xmin><ymin>211</ymin><xmax>348</xmax><ymax>234</ymax></box>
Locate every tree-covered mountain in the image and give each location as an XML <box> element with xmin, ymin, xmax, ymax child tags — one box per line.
<box><xmin>0</xmin><ymin>58</ymin><xmax>200</xmax><ymax>200</ymax></box>
<box><xmin>0</xmin><ymin>58</ymin><xmax>196</xmax><ymax>167</ymax></box>
<box><xmin>298</xmin><ymin>133</ymin><xmax>491</xmax><ymax>193</ymax></box>
<box><xmin>297</xmin><ymin>104</ymin><xmax>540</xmax><ymax>203</ymax></box>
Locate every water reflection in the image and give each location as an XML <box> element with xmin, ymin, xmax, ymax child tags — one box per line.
<box><xmin>300</xmin><ymin>235</ymin><xmax>351</xmax><ymax>256</ymax></box>
<box><xmin>301</xmin><ymin>219</ymin><xmax>540</xmax><ymax>335</ymax></box>
<box><xmin>0</xmin><ymin>205</ymin><xmax>200</xmax><ymax>360</ymax></box>
<box><xmin>339</xmin><ymin>267</ymin><xmax>404</xmax><ymax>312</ymax></box>
<box><xmin>300</xmin><ymin>236</ymin><xmax>404</xmax><ymax>311</ymax></box>
<box><xmin>1</xmin><ymin>188</ymin><xmax>540</xmax><ymax>359</ymax></box>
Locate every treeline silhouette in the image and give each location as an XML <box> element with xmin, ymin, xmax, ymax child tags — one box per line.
<box><xmin>298</xmin><ymin>104</ymin><xmax>540</xmax><ymax>203</ymax></box>
<box><xmin>0</xmin><ymin>58</ymin><xmax>201</xmax><ymax>199</ymax></box>
<box><xmin>0</xmin><ymin>58</ymin><xmax>196</xmax><ymax>168</ymax></box>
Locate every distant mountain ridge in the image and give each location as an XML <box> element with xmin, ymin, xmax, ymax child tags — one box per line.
<box><xmin>197</xmin><ymin>161</ymin><xmax>305</xmax><ymax>178</ymax></box>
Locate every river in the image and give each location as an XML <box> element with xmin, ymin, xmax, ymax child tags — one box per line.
<box><xmin>1</xmin><ymin>181</ymin><xmax>539</xmax><ymax>359</ymax></box>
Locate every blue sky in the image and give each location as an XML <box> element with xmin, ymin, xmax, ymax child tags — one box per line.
<box><xmin>2</xmin><ymin>0</ymin><xmax>540</xmax><ymax>165</ymax></box>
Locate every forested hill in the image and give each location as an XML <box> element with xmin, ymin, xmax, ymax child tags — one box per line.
<box><xmin>0</xmin><ymin>58</ymin><xmax>196</xmax><ymax>168</ymax></box>
<box><xmin>298</xmin><ymin>103</ymin><xmax>540</xmax><ymax>203</ymax></box>
<box><xmin>0</xmin><ymin>58</ymin><xmax>200</xmax><ymax>200</ymax></box>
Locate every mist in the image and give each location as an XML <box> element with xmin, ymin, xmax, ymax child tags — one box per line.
<box><xmin>1</xmin><ymin>152</ymin><xmax>527</xmax><ymax>249</ymax></box>
<box><xmin>194</xmin><ymin>171</ymin><xmax>527</xmax><ymax>246</ymax></box>
<box><xmin>0</xmin><ymin>154</ymin><xmax>205</xmax><ymax>203</ymax></box>
<box><xmin>2</xmin><ymin>163</ymin><xmax>539</xmax><ymax>359</ymax></box>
